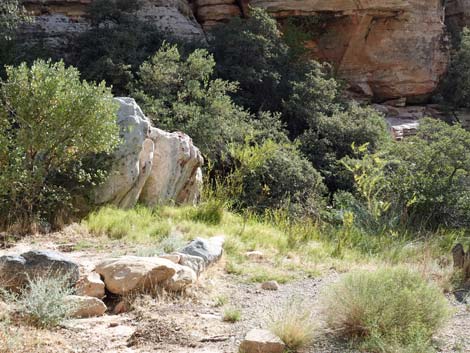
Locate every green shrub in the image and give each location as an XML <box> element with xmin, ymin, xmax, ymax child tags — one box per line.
<box><xmin>321</xmin><ymin>267</ymin><xmax>451</xmax><ymax>353</ymax></box>
<box><xmin>67</xmin><ymin>0</ymin><xmax>165</xmax><ymax>95</ymax></box>
<box><xmin>2</xmin><ymin>276</ymin><xmax>76</xmax><ymax>328</ymax></box>
<box><xmin>299</xmin><ymin>103</ymin><xmax>390</xmax><ymax>193</ymax></box>
<box><xmin>132</xmin><ymin>43</ymin><xmax>256</xmax><ymax>161</ymax></box>
<box><xmin>230</xmin><ymin>140</ymin><xmax>326</xmax><ymax>215</ymax></box>
<box><xmin>209</xmin><ymin>7</ymin><xmax>291</xmax><ymax>113</ymax></box>
<box><xmin>344</xmin><ymin>118</ymin><xmax>470</xmax><ymax>230</ymax></box>
<box><xmin>0</xmin><ymin>0</ymin><xmax>30</xmax><ymax>40</ymax></box>
<box><xmin>0</xmin><ymin>60</ymin><xmax>119</xmax><ymax>232</ymax></box>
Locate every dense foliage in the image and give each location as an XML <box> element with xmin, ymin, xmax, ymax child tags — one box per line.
<box><xmin>0</xmin><ymin>0</ymin><xmax>29</xmax><ymax>40</ymax></box>
<box><xmin>343</xmin><ymin>118</ymin><xmax>470</xmax><ymax>231</ymax></box>
<box><xmin>0</xmin><ymin>60</ymin><xmax>119</xmax><ymax>231</ymax></box>
<box><xmin>0</xmin><ymin>6</ymin><xmax>468</xmax><ymax>236</ymax></box>
<box><xmin>439</xmin><ymin>27</ymin><xmax>470</xmax><ymax>108</ymax></box>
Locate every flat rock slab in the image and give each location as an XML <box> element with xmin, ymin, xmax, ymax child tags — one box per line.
<box><xmin>95</xmin><ymin>256</ymin><xmax>180</xmax><ymax>295</ymax></box>
<box><xmin>0</xmin><ymin>250</ymin><xmax>79</xmax><ymax>290</ymax></box>
<box><xmin>240</xmin><ymin>329</ymin><xmax>285</xmax><ymax>353</ymax></box>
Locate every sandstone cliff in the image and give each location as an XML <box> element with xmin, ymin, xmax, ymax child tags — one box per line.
<box><xmin>21</xmin><ymin>0</ymin><xmax>457</xmax><ymax>102</ymax></box>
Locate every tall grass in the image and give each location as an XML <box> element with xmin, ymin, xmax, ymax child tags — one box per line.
<box><xmin>268</xmin><ymin>297</ymin><xmax>316</xmax><ymax>350</ymax></box>
<box><xmin>321</xmin><ymin>267</ymin><xmax>451</xmax><ymax>353</ymax></box>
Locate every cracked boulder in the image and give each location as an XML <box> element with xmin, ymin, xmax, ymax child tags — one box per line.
<box><xmin>94</xmin><ymin>97</ymin><xmax>203</xmax><ymax>209</ymax></box>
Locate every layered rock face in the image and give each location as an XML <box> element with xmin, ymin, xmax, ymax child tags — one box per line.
<box><xmin>22</xmin><ymin>0</ymin><xmax>205</xmax><ymax>48</ymax></box>
<box><xmin>23</xmin><ymin>0</ymin><xmax>450</xmax><ymax>101</ymax></box>
<box><xmin>95</xmin><ymin>98</ymin><xmax>203</xmax><ymax>209</ymax></box>
<box><xmin>247</xmin><ymin>0</ymin><xmax>449</xmax><ymax>102</ymax></box>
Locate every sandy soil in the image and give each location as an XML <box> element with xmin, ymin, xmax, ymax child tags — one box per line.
<box><xmin>1</xmin><ymin>231</ymin><xmax>469</xmax><ymax>353</ymax></box>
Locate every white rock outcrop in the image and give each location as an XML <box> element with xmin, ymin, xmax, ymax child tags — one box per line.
<box><xmin>95</xmin><ymin>97</ymin><xmax>203</xmax><ymax>209</ymax></box>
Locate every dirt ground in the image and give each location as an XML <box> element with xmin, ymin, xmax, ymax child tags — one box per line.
<box><xmin>1</xmin><ymin>232</ymin><xmax>469</xmax><ymax>353</ymax></box>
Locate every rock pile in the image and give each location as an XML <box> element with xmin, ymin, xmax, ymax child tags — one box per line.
<box><xmin>0</xmin><ymin>236</ymin><xmax>224</xmax><ymax>318</ymax></box>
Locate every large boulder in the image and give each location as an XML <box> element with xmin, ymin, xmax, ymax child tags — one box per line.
<box><xmin>94</xmin><ymin>256</ymin><xmax>181</xmax><ymax>295</ymax></box>
<box><xmin>0</xmin><ymin>250</ymin><xmax>79</xmax><ymax>291</ymax></box>
<box><xmin>94</xmin><ymin>97</ymin><xmax>203</xmax><ymax>209</ymax></box>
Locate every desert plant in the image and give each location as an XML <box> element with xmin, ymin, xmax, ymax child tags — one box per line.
<box><xmin>321</xmin><ymin>267</ymin><xmax>451</xmax><ymax>353</ymax></box>
<box><xmin>1</xmin><ymin>275</ymin><xmax>76</xmax><ymax>328</ymax></box>
<box><xmin>222</xmin><ymin>307</ymin><xmax>241</xmax><ymax>323</ymax></box>
<box><xmin>268</xmin><ymin>297</ymin><xmax>316</xmax><ymax>350</ymax></box>
<box><xmin>0</xmin><ymin>60</ymin><xmax>119</xmax><ymax>231</ymax></box>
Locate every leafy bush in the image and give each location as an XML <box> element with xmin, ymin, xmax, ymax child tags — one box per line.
<box><xmin>209</xmin><ymin>7</ymin><xmax>291</xmax><ymax>113</ymax></box>
<box><xmin>2</xmin><ymin>276</ymin><xmax>76</xmax><ymax>328</ymax></box>
<box><xmin>67</xmin><ymin>0</ymin><xmax>165</xmax><ymax>95</ymax></box>
<box><xmin>230</xmin><ymin>140</ymin><xmax>326</xmax><ymax>215</ymax></box>
<box><xmin>439</xmin><ymin>27</ymin><xmax>470</xmax><ymax>108</ymax></box>
<box><xmin>132</xmin><ymin>43</ymin><xmax>256</xmax><ymax>161</ymax></box>
<box><xmin>0</xmin><ymin>60</ymin><xmax>119</xmax><ymax>232</ymax></box>
<box><xmin>322</xmin><ymin>267</ymin><xmax>451</xmax><ymax>353</ymax></box>
<box><xmin>268</xmin><ymin>297</ymin><xmax>316</xmax><ymax>350</ymax></box>
<box><xmin>300</xmin><ymin>103</ymin><xmax>390</xmax><ymax>192</ymax></box>
<box><xmin>344</xmin><ymin>118</ymin><xmax>470</xmax><ymax>230</ymax></box>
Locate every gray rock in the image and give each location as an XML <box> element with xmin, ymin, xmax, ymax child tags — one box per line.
<box><xmin>178</xmin><ymin>236</ymin><xmax>224</xmax><ymax>267</ymax></box>
<box><xmin>177</xmin><ymin>253</ymin><xmax>206</xmax><ymax>276</ymax></box>
<box><xmin>0</xmin><ymin>250</ymin><xmax>79</xmax><ymax>291</ymax></box>
<box><xmin>239</xmin><ymin>329</ymin><xmax>285</xmax><ymax>353</ymax></box>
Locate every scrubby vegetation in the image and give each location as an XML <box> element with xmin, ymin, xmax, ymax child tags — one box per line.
<box><xmin>0</xmin><ymin>60</ymin><xmax>119</xmax><ymax>232</ymax></box>
<box><xmin>322</xmin><ymin>268</ymin><xmax>451</xmax><ymax>353</ymax></box>
<box><xmin>1</xmin><ymin>276</ymin><xmax>76</xmax><ymax>328</ymax></box>
<box><xmin>268</xmin><ymin>298</ymin><xmax>316</xmax><ymax>350</ymax></box>
<box><xmin>0</xmin><ymin>5</ymin><xmax>469</xmax><ymax>352</ymax></box>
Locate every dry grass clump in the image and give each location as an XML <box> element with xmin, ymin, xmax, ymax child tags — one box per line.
<box><xmin>321</xmin><ymin>267</ymin><xmax>451</xmax><ymax>353</ymax></box>
<box><xmin>222</xmin><ymin>307</ymin><xmax>241</xmax><ymax>323</ymax></box>
<box><xmin>1</xmin><ymin>276</ymin><xmax>76</xmax><ymax>328</ymax></box>
<box><xmin>268</xmin><ymin>297</ymin><xmax>316</xmax><ymax>351</ymax></box>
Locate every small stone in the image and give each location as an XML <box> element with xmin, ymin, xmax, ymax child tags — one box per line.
<box><xmin>65</xmin><ymin>295</ymin><xmax>107</xmax><ymax>318</ymax></box>
<box><xmin>239</xmin><ymin>329</ymin><xmax>285</xmax><ymax>353</ymax></box>
<box><xmin>75</xmin><ymin>272</ymin><xmax>105</xmax><ymax>299</ymax></box>
<box><xmin>261</xmin><ymin>281</ymin><xmax>279</xmax><ymax>291</ymax></box>
<box><xmin>245</xmin><ymin>251</ymin><xmax>264</xmax><ymax>261</ymax></box>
